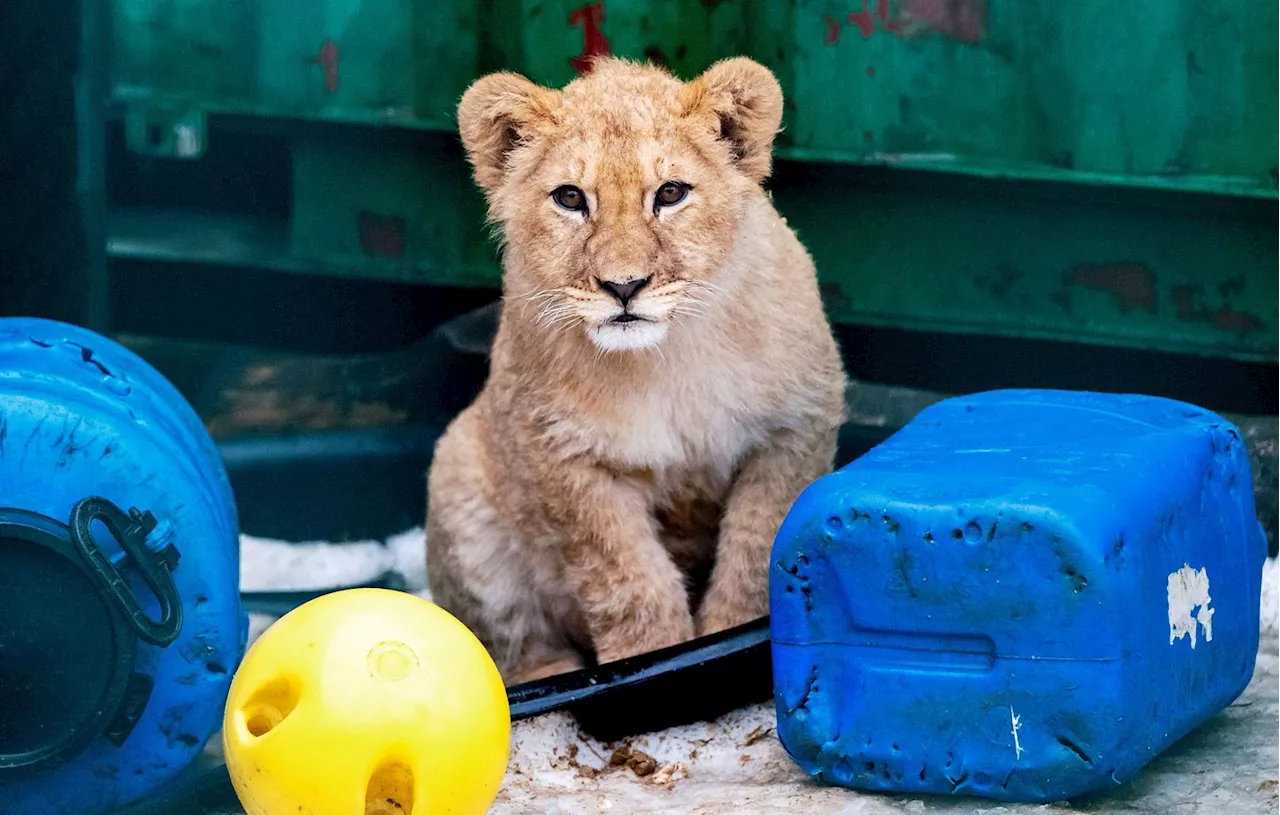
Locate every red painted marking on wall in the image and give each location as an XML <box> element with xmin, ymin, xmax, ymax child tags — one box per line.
<box><xmin>1172</xmin><ymin>284</ymin><xmax>1263</xmax><ymax>335</ymax></box>
<box><xmin>840</xmin><ymin>0</ymin><xmax>986</xmax><ymax>43</ymax></box>
<box><xmin>880</xmin><ymin>0</ymin><xmax>906</xmax><ymax>36</ymax></box>
<box><xmin>1067</xmin><ymin>263</ymin><xmax>1157</xmax><ymax>314</ymax></box>
<box><xmin>847</xmin><ymin>0</ymin><xmax>904</xmax><ymax>39</ymax></box>
<box><xmin>315</xmin><ymin>39</ymin><xmax>339</xmax><ymax>94</ymax></box>
<box><xmin>569</xmin><ymin>2</ymin><xmax>611</xmax><ymax>74</ymax></box>
<box><xmin>358</xmin><ymin>211</ymin><xmax>406</xmax><ymax>259</ymax></box>
<box><xmin>866</xmin><ymin>65</ymin><xmax>877</xmax><ymax>77</ymax></box>
<box><xmin>900</xmin><ymin>0</ymin><xmax>987</xmax><ymax>43</ymax></box>
<box><xmin>848</xmin><ymin>1</ymin><xmax>878</xmax><ymax>38</ymax></box>
<box><xmin>1209</xmin><ymin>307</ymin><xmax>1263</xmax><ymax>334</ymax></box>
<box><xmin>824</xmin><ymin>15</ymin><xmax>843</xmax><ymax>45</ymax></box>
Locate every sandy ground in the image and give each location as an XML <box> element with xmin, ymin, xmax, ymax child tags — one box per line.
<box><xmin>237</xmin><ymin>531</ymin><xmax>1280</xmax><ymax>815</ymax></box>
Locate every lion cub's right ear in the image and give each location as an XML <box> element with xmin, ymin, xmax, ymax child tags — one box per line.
<box><xmin>457</xmin><ymin>73</ymin><xmax>558</xmax><ymax>194</ymax></box>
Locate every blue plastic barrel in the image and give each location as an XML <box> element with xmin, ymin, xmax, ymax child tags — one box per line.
<box><xmin>0</xmin><ymin>318</ymin><xmax>245</xmax><ymax>814</ymax></box>
<box><xmin>771</xmin><ymin>389</ymin><xmax>1265</xmax><ymax>802</ymax></box>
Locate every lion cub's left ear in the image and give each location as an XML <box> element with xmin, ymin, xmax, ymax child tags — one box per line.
<box><xmin>683</xmin><ymin>58</ymin><xmax>785</xmax><ymax>182</ymax></box>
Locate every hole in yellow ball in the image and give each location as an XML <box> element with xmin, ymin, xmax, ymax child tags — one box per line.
<box><xmin>365</xmin><ymin>760</ymin><xmax>415</xmax><ymax>815</ymax></box>
<box><xmin>244</xmin><ymin>707</ymin><xmax>278</xmax><ymax>738</ymax></box>
<box><xmin>240</xmin><ymin>675</ymin><xmax>300</xmax><ymax>739</ymax></box>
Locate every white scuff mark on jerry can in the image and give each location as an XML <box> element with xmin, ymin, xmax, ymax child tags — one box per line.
<box><xmin>1010</xmin><ymin>707</ymin><xmax>1024</xmax><ymax>760</ymax></box>
<box><xmin>1168</xmin><ymin>564</ymin><xmax>1215</xmax><ymax>648</ymax></box>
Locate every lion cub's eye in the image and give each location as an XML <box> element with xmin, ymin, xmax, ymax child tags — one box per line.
<box><xmin>551</xmin><ymin>185</ymin><xmax>588</xmax><ymax>214</ymax></box>
<box><xmin>654</xmin><ymin>181</ymin><xmax>690</xmax><ymax>211</ymax></box>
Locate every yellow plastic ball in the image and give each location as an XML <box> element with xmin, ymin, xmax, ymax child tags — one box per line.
<box><xmin>222</xmin><ymin>589</ymin><xmax>510</xmax><ymax>815</ymax></box>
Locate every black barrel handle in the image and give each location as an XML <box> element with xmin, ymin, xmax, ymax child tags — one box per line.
<box><xmin>70</xmin><ymin>497</ymin><xmax>182</xmax><ymax>647</ymax></box>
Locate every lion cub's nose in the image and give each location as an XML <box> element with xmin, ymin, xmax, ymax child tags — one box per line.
<box><xmin>597</xmin><ymin>277</ymin><xmax>651</xmax><ymax>305</ymax></box>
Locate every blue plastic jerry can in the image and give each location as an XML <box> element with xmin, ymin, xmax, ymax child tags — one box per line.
<box><xmin>0</xmin><ymin>319</ymin><xmax>246</xmax><ymax>815</ymax></box>
<box><xmin>771</xmin><ymin>389</ymin><xmax>1266</xmax><ymax>803</ymax></box>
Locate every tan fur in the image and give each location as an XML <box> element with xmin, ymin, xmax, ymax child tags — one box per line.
<box><xmin>428</xmin><ymin>58</ymin><xmax>847</xmax><ymax>685</ymax></box>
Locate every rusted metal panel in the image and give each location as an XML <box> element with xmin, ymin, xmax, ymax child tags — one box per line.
<box><xmin>105</xmin><ymin>0</ymin><xmax>1278</xmax><ymax>362</ymax></box>
<box><xmin>763</xmin><ymin>0</ymin><xmax>1278</xmax><ymax>196</ymax></box>
<box><xmin>768</xmin><ymin>166</ymin><xmax>1278</xmax><ymax>362</ymax></box>
<box><xmin>112</xmin><ymin>0</ymin><xmax>479</xmax><ymax>130</ymax></box>
<box><xmin>288</xmin><ymin>133</ymin><xmax>496</xmax><ymax>287</ymax></box>
<box><xmin>108</xmin><ymin>147</ymin><xmax>1278</xmax><ymax>362</ymax></box>
<box><xmin>111</xmin><ymin>0</ymin><xmax>1278</xmax><ymax>196</ymax></box>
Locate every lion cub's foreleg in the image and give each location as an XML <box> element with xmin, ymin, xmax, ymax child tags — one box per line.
<box><xmin>696</xmin><ymin>425</ymin><xmax>839</xmax><ymax>636</ymax></box>
<box><xmin>537</xmin><ymin>460</ymin><xmax>697</xmax><ymax>665</ymax></box>
<box><xmin>427</xmin><ymin>408</ymin><xmax>589</xmax><ymax>685</ymax></box>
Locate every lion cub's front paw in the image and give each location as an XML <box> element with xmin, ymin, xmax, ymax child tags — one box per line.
<box><xmin>595</xmin><ymin>613</ymin><xmax>695</xmax><ymax>665</ymax></box>
<box><xmin>696</xmin><ymin>595</ymin><xmax>764</xmax><ymax>638</ymax></box>
<box><xmin>507</xmin><ymin>655</ymin><xmax>587</xmax><ymax>686</ymax></box>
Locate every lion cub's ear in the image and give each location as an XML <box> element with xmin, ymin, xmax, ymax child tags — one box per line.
<box><xmin>683</xmin><ymin>58</ymin><xmax>784</xmax><ymax>182</ymax></box>
<box><xmin>458</xmin><ymin>72</ymin><xmax>558</xmax><ymax>194</ymax></box>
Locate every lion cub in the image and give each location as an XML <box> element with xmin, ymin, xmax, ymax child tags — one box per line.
<box><xmin>427</xmin><ymin>57</ymin><xmax>846</xmax><ymax>685</ymax></box>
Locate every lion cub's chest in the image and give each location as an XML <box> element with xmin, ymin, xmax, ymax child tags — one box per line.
<box><xmin>588</xmin><ymin>356</ymin><xmax>772</xmax><ymax>483</ymax></box>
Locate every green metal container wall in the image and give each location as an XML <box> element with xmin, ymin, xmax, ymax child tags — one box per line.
<box><xmin>106</xmin><ymin>0</ymin><xmax>1279</xmax><ymax>364</ymax></box>
<box><xmin>112</xmin><ymin>0</ymin><xmax>478</xmax><ymax>131</ymax></box>
<box><xmin>772</xmin><ymin>168</ymin><xmax>1276</xmax><ymax>362</ymax></box>
<box><xmin>290</xmin><ymin>135</ymin><xmax>495</xmax><ymax>287</ymax></box>
<box><xmin>111</xmin><ymin>0</ymin><xmax>1278</xmax><ymax>195</ymax></box>
<box><xmin>771</xmin><ymin>0</ymin><xmax>1278</xmax><ymax>195</ymax></box>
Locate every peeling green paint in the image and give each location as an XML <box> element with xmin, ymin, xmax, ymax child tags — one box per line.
<box><xmin>106</xmin><ymin>0</ymin><xmax>1279</xmax><ymax>362</ymax></box>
